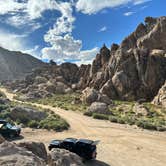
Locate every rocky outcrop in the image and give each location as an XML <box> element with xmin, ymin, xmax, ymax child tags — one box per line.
<box><xmin>48</xmin><ymin>148</ymin><xmax>84</xmax><ymax>166</ymax></box>
<box><xmin>3</xmin><ymin>16</ymin><xmax>166</xmax><ymax>102</ymax></box>
<box><xmin>81</xmin><ymin>87</ymin><xmax>112</xmax><ymax>105</ymax></box>
<box><xmin>152</xmin><ymin>81</ymin><xmax>166</xmax><ymax>108</ymax></box>
<box><xmin>0</xmin><ymin>141</ymin><xmax>85</xmax><ymax>166</ymax></box>
<box><xmin>87</xmin><ymin>102</ymin><xmax>111</xmax><ymax>115</ymax></box>
<box><xmin>0</xmin><ymin>141</ymin><xmax>45</xmax><ymax>166</ymax></box>
<box><xmin>17</xmin><ymin>142</ymin><xmax>47</xmax><ymax>162</ymax></box>
<box><xmin>10</xmin><ymin>106</ymin><xmax>47</xmax><ymax>121</ymax></box>
<box><xmin>78</xmin><ymin>16</ymin><xmax>166</xmax><ymax>101</ymax></box>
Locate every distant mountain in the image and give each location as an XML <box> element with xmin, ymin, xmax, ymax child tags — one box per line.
<box><xmin>0</xmin><ymin>47</ymin><xmax>45</xmax><ymax>80</ymax></box>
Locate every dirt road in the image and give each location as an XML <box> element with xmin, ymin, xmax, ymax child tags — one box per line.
<box><xmin>1</xmin><ymin>87</ymin><xmax>166</xmax><ymax>166</ymax></box>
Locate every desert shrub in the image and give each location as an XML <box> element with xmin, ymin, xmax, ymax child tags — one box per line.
<box><xmin>135</xmin><ymin>119</ymin><xmax>157</xmax><ymax>130</ymax></box>
<box><xmin>39</xmin><ymin>116</ymin><xmax>69</xmax><ymax>131</ymax></box>
<box><xmin>84</xmin><ymin>111</ymin><xmax>93</xmax><ymax>117</ymax></box>
<box><xmin>92</xmin><ymin>113</ymin><xmax>109</xmax><ymax>120</ymax></box>
<box><xmin>109</xmin><ymin>116</ymin><xmax>118</xmax><ymax>123</ymax></box>
<box><xmin>117</xmin><ymin>117</ymin><xmax>126</xmax><ymax>124</ymax></box>
<box><xmin>28</xmin><ymin>120</ymin><xmax>40</xmax><ymax>128</ymax></box>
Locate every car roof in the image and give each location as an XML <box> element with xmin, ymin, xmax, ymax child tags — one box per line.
<box><xmin>0</xmin><ymin>120</ymin><xmax>7</xmax><ymax>124</ymax></box>
<box><xmin>63</xmin><ymin>138</ymin><xmax>78</xmax><ymax>143</ymax></box>
<box><xmin>50</xmin><ymin>140</ymin><xmax>62</xmax><ymax>144</ymax></box>
<box><xmin>77</xmin><ymin>139</ymin><xmax>94</xmax><ymax>144</ymax></box>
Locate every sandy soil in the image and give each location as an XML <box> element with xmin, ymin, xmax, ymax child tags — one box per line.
<box><xmin>1</xmin><ymin>87</ymin><xmax>166</xmax><ymax>166</ymax></box>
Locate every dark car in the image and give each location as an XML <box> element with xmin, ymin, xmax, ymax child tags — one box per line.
<box><xmin>0</xmin><ymin>120</ymin><xmax>21</xmax><ymax>138</ymax></box>
<box><xmin>48</xmin><ymin>138</ymin><xmax>99</xmax><ymax>160</ymax></box>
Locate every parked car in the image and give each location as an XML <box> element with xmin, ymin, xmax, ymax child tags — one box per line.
<box><xmin>0</xmin><ymin>120</ymin><xmax>21</xmax><ymax>138</ymax></box>
<box><xmin>48</xmin><ymin>138</ymin><xmax>99</xmax><ymax>160</ymax></box>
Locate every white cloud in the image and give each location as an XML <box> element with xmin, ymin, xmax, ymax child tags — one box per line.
<box><xmin>124</xmin><ymin>11</ymin><xmax>134</xmax><ymax>16</ymax></box>
<box><xmin>0</xmin><ymin>29</ymin><xmax>41</xmax><ymax>59</ymax></box>
<box><xmin>78</xmin><ymin>47</ymin><xmax>99</xmax><ymax>65</ymax></box>
<box><xmin>133</xmin><ymin>0</ymin><xmax>151</xmax><ymax>5</ymax></box>
<box><xmin>99</xmin><ymin>26</ymin><xmax>107</xmax><ymax>32</ymax></box>
<box><xmin>0</xmin><ymin>0</ymin><xmax>26</xmax><ymax>15</ymax></box>
<box><xmin>41</xmin><ymin>1</ymin><xmax>100</xmax><ymax>64</ymax></box>
<box><xmin>26</xmin><ymin>0</ymin><xmax>59</xmax><ymax>19</ymax></box>
<box><xmin>42</xmin><ymin>34</ymin><xmax>82</xmax><ymax>61</ymax></box>
<box><xmin>0</xmin><ymin>29</ymin><xmax>26</xmax><ymax>51</ymax></box>
<box><xmin>76</xmin><ymin>0</ymin><xmax>151</xmax><ymax>14</ymax></box>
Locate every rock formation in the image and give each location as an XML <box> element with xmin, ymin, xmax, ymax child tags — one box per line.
<box><xmin>152</xmin><ymin>81</ymin><xmax>166</xmax><ymax>108</ymax></box>
<box><xmin>0</xmin><ymin>140</ymin><xmax>85</xmax><ymax>166</ymax></box>
<box><xmin>2</xmin><ymin>16</ymin><xmax>166</xmax><ymax>102</ymax></box>
<box><xmin>78</xmin><ymin>16</ymin><xmax>166</xmax><ymax>101</ymax></box>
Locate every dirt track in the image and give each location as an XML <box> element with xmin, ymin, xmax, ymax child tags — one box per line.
<box><xmin>1</xmin><ymin>87</ymin><xmax>166</xmax><ymax>166</ymax></box>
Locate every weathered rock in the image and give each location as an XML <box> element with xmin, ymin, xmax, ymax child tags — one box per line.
<box><xmin>17</xmin><ymin>142</ymin><xmax>47</xmax><ymax>162</ymax></box>
<box><xmin>0</xmin><ymin>141</ymin><xmax>45</xmax><ymax>166</ymax></box>
<box><xmin>81</xmin><ymin>87</ymin><xmax>99</xmax><ymax>105</ymax></box>
<box><xmin>86</xmin><ymin>16</ymin><xmax>166</xmax><ymax>101</ymax></box>
<box><xmin>133</xmin><ymin>103</ymin><xmax>149</xmax><ymax>116</ymax></box>
<box><xmin>10</xmin><ymin>106</ymin><xmax>47</xmax><ymax>121</ymax></box>
<box><xmin>48</xmin><ymin>148</ymin><xmax>84</xmax><ymax>166</ymax></box>
<box><xmin>152</xmin><ymin>81</ymin><xmax>166</xmax><ymax>108</ymax></box>
<box><xmin>100</xmin><ymin>79</ymin><xmax>118</xmax><ymax>99</ymax></box>
<box><xmin>87</xmin><ymin>102</ymin><xmax>111</xmax><ymax>115</ymax></box>
<box><xmin>56</xmin><ymin>82</ymin><xmax>68</xmax><ymax>94</ymax></box>
<box><xmin>97</xmin><ymin>94</ymin><xmax>113</xmax><ymax>105</ymax></box>
<box><xmin>35</xmin><ymin>76</ymin><xmax>48</xmax><ymax>84</ymax></box>
<box><xmin>0</xmin><ymin>98</ymin><xmax>10</xmax><ymax>105</ymax></box>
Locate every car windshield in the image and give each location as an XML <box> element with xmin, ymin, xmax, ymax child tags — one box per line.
<box><xmin>6</xmin><ymin>123</ymin><xmax>13</xmax><ymax>129</ymax></box>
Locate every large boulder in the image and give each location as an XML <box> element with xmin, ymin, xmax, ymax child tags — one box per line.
<box><xmin>87</xmin><ymin>102</ymin><xmax>111</xmax><ymax>115</ymax></box>
<box><xmin>152</xmin><ymin>81</ymin><xmax>166</xmax><ymax>108</ymax></box>
<box><xmin>10</xmin><ymin>106</ymin><xmax>47</xmax><ymax>121</ymax></box>
<box><xmin>17</xmin><ymin>142</ymin><xmax>47</xmax><ymax>162</ymax></box>
<box><xmin>81</xmin><ymin>87</ymin><xmax>98</xmax><ymax>105</ymax></box>
<box><xmin>48</xmin><ymin>148</ymin><xmax>84</xmax><ymax>166</ymax></box>
<box><xmin>81</xmin><ymin>87</ymin><xmax>112</xmax><ymax>105</ymax></box>
<box><xmin>55</xmin><ymin>82</ymin><xmax>68</xmax><ymax>94</ymax></box>
<box><xmin>0</xmin><ymin>141</ymin><xmax>45</xmax><ymax>166</ymax></box>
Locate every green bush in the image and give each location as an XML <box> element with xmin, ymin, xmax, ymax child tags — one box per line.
<box><xmin>117</xmin><ymin>117</ymin><xmax>126</xmax><ymax>124</ymax></box>
<box><xmin>92</xmin><ymin>113</ymin><xmax>109</xmax><ymax>120</ymax></box>
<box><xmin>84</xmin><ymin>111</ymin><xmax>93</xmax><ymax>117</ymax></box>
<box><xmin>28</xmin><ymin>120</ymin><xmax>40</xmax><ymax>128</ymax></box>
<box><xmin>136</xmin><ymin>119</ymin><xmax>157</xmax><ymax>130</ymax></box>
<box><xmin>39</xmin><ymin>116</ymin><xmax>69</xmax><ymax>131</ymax></box>
<box><xmin>109</xmin><ymin>116</ymin><xmax>118</xmax><ymax>123</ymax></box>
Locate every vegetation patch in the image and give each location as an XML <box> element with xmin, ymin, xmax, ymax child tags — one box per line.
<box><xmin>33</xmin><ymin>93</ymin><xmax>88</xmax><ymax>112</ymax></box>
<box><xmin>0</xmin><ymin>98</ymin><xmax>69</xmax><ymax>132</ymax></box>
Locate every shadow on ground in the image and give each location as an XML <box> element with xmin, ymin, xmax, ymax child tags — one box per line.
<box><xmin>85</xmin><ymin>160</ymin><xmax>110</xmax><ymax>166</ymax></box>
<box><xmin>7</xmin><ymin>135</ymin><xmax>24</xmax><ymax>141</ymax></box>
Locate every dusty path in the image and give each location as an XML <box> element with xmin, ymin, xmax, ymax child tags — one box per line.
<box><xmin>1</xmin><ymin>87</ymin><xmax>166</xmax><ymax>166</ymax></box>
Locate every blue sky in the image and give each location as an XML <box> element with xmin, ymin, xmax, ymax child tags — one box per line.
<box><xmin>0</xmin><ymin>0</ymin><xmax>165</xmax><ymax>64</ymax></box>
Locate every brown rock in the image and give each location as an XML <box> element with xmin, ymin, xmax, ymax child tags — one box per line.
<box><xmin>152</xmin><ymin>81</ymin><xmax>166</xmax><ymax>108</ymax></box>
<box><xmin>17</xmin><ymin>142</ymin><xmax>47</xmax><ymax>162</ymax></box>
<box><xmin>48</xmin><ymin>148</ymin><xmax>84</xmax><ymax>166</ymax></box>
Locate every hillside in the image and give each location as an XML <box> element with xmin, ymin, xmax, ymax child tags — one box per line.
<box><xmin>0</xmin><ymin>47</ymin><xmax>45</xmax><ymax>80</ymax></box>
<box><xmin>4</xmin><ymin>16</ymin><xmax>166</xmax><ymax>103</ymax></box>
